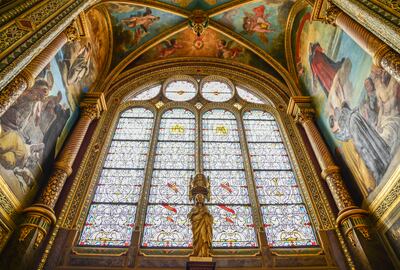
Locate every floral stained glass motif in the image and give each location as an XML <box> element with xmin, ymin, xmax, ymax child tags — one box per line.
<box><xmin>201</xmin><ymin>81</ymin><xmax>233</xmax><ymax>102</ymax></box>
<box><xmin>131</xmin><ymin>85</ymin><xmax>161</xmax><ymax>100</ymax></box>
<box><xmin>79</xmin><ymin>108</ymin><xmax>154</xmax><ymax>246</ymax></box>
<box><xmin>202</xmin><ymin>109</ymin><xmax>258</xmax><ymax>247</ymax></box>
<box><xmin>165</xmin><ymin>80</ymin><xmax>197</xmax><ymax>101</ymax></box>
<box><xmin>243</xmin><ymin>110</ymin><xmax>317</xmax><ymax>247</ymax></box>
<box><xmin>142</xmin><ymin>108</ymin><xmax>195</xmax><ymax>247</ymax></box>
<box><xmin>237</xmin><ymin>86</ymin><xmax>267</xmax><ymax>104</ymax></box>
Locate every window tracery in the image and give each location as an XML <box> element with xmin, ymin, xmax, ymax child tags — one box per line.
<box><xmin>79</xmin><ymin>76</ymin><xmax>318</xmax><ymax>250</ymax></box>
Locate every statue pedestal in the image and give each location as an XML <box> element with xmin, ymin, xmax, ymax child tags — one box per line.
<box><xmin>186</xmin><ymin>257</ymin><xmax>215</xmax><ymax>270</ymax></box>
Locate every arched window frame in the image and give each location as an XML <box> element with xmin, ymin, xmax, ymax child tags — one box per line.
<box><xmin>71</xmin><ymin>75</ymin><xmax>325</xmax><ymax>257</ymax></box>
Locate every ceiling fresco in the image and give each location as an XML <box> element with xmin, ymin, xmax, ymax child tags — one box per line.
<box><xmin>156</xmin><ymin>0</ymin><xmax>232</xmax><ymax>10</ymax></box>
<box><xmin>127</xmin><ymin>28</ymin><xmax>282</xmax><ymax>80</ymax></box>
<box><xmin>96</xmin><ymin>0</ymin><xmax>297</xmax><ymax>79</ymax></box>
<box><xmin>213</xmin><ymin>0</ymin><xmax>294</xmax><ymax>67</ymax></box>
<box><xmin>106</xmin><ymin>3</ymin><xmax>185</xmax><ymax>68</ymax></box>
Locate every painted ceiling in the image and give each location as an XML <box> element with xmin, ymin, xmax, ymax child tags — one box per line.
<box><xmin>90</xmin><ymin>0</ymin><xmax>297</xmax><ymax>82</ymax></box>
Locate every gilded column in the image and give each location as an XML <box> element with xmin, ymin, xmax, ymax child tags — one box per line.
<box><xmin>287</xmin><ymin>97</ymin><xmax>369</xmax><ymax>241</ymax></box>
<box><xmin>0</xmin><ymin>23</ymin><xmax>79</xmax><ymax>116</ymax></box>
<box><xmin>18</xmin><ymin>93</ymin><xmax>106</xmax><ymax>248</ymax></box>
<box><xmin>325</xmin><ymin>4</ymin><xmax>400</xmax><ymax>81</ymax></box>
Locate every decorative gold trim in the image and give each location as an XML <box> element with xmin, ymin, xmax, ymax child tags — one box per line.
<box><xmin>284</xmin><ymin>0</ymin><xmax>309</xmax><ymax>84</ymax></box>
<box><xmin>208</xmin><ymin>0</ymin><xmax>260</xmax><ymax>17</ymax></box>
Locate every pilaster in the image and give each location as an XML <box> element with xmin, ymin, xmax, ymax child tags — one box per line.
<box><xmin>0</xmin><ymin>23</ymin><xmax>79</xmax><ymax>117</ymax></box>
<box><xmin>287</xmin><ymin>96</ymin><xmax>394</xmax><ymax>270</ymax></box>
<box><xmin>0</xmin><ymin>92</ymin><xmax>106</xmax><ymax>270</ymax></box>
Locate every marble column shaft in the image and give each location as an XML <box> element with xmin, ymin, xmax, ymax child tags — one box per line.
<box><xmin>326</xmin><ymin>5</ymin><xmax>400</xmax><ymax>81</ymax></box>
<box><xmin>0</xmin><ymin>23</ymin><xmax>79</xmax><ymax>116</ymax></box>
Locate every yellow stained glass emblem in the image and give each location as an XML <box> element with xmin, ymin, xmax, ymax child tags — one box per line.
<box><xmin>171</xmin><ymin>124</ymin><xmax>185</xmax><ymax>134</ymax></box>
<box><xmin>215</xmin><ymin>125</ymin><xmax>228</xmax><ymax>135</ymax></box>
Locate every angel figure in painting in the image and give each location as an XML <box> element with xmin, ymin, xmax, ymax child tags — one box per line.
<box><xmin>122</xmin><ymin>7</ymin><xmax>160</xmax><ymax>33</ymax></box>
<box><xmin>242</xmin><ymin>5</ymin><xmax>273</xmax><ymax>44</ymax></box>
<box><xmin>188</xmin><ymin>174</ymin><xmax>213</xmax><ymax>257</ymax></box>
<box><xmin>158</xmin><ymin>39</ymin><xmax>184</xmax><ymax>58</ymax></box>
<box><xmin>216</xmin><ymin>39</ymin><xmax>243</xmax><ymax>59</ymax></box>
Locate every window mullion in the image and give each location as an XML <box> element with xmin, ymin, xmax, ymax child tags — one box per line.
<box><xmin>134</xmin><ymin>107</ymin><xmax>162</xmax><ymax>238</ymax></box>
<box><xmin>236</xmin><ymin>110</ymin><xmax>264</xmax><ymax>234</ymax></box>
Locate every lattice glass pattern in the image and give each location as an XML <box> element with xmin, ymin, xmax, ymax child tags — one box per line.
<box><xmin>202</xmin><ymin>109</ymin><xmax>258</xmax><ymax>247</ymax></box>
<box><xmin>237</xmin><ymin>86</ymin><xmax>266</xmax><ymax>104</ymax></box>
<box><xmin>131</xmin><ymin>85</ymin><xmax>161</xmax><ymax>100</ymax></box>
<box><xmin>143</xmin><ymin>108</ymin><xmax>195</xmax><ymax>247</ymax></box>
<box><xmin>165</xmin><ymin>80</ymin><xmax>197</xmax><ymax>101</ymax></box>
<box><xmin>201</xmin><ymin>81</ymin><xmax>233</xmax><ymax>102</ymax></box>
<box><xmin>243</xmin><ymin>110</ymin><xmax>317</xmax><ymax>247</ymax></box>
<box><xmin>79</xmin><ymin>108</ymin><xmax>154</xmax><ymax>246</ymax></box>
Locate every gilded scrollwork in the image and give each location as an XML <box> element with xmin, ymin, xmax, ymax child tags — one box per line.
<box><xmin>324</xmin><ymin>172</ymin><xmax>355</xmax><ymax>210</ymax></box>
<box><xmin>380</xmin><ymin>50</ymin><xmax>400</xmax><ymax>81</ymax></box>
<box><xmin>0</xmin><ymin>75</ymin><xmax>27</xmax><ymax>117</ymax></box>
<box><xmin>37</xmin><ymin>169</ymin><xmax>69</xmax><ymax>208</ymax></box>
<box><xmin>324</xmin><ymin>4</ymin><xmax>342</xmax><ymax>25</ymax></box>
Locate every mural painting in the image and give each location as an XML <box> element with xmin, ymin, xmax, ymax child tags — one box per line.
<box><xmin>129</xmin><ymin>28</ymin><xmax>281</xmax><ymax>79</ymax></box>
<box><xmin>385</xmin><ymin>217</ymin><xmax>400</xmax><ymax>261</ymax></box>
<box><xmin>293</xmin><ymin>7</ymin><xmax>400</xmax><ymax>198</ymax></box>
<box><xmin>0</xmin><ymin>11</ymin><xmax>109</xmax><ymax>204</ymax></box>
<box><xmin>213</xmin><ymin>0</ymin><xmax>295</xmax><ymax>67</ymax></box>
<box><xmin>107</xmin><ymin>3</ymin><xmax>185</xmax><ymax>67</ymax></box>
<box><xmin>156</xmin><ymin>0</ymin><xmax>232</xmax><ymax>10</ymax></box>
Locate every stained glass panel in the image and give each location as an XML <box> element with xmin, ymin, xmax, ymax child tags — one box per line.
<box><xmin>143</xmin><ymin>108</ymin><xmax>195</xmax><ymax>247</ymax></box>
<box><xmin>201</xmin><ymin>81</ymin><xmax>233</xmax><ymax>102</ymax></box>
<box><xmin>131</xmin><ymin>85</ymin><xmax>161</xmax><ymax>100</ymax></box>
<box><xmin>237</xmin><ymin>86</ymin><xmax>267</xmax><ymax>104</ymax></box>
<box><xmin>165</xmin><ymin>80</ymin><xmax>197</xmax><ymax>101</ymax></box>
<box><xmin>79</xmin><ymin>107</ymin><xmax>154</xmax><ymax>246</ymax></box>
<box><xmin>202</xmin><ymin>109</ymin><xmax>257</xmax><ymax>247</ymax></box>
<box><xmin>261</xmin><ymin>205</ymin><xmax>317</xmax><ymax>247</ymax></box>
<box><xmin>243</xmin><ymin>110</ymin><xmax>317</xmax><ymax>247</ymax></box>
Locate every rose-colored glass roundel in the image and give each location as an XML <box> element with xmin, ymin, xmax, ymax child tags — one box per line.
<box><xmin>201</xmin><ymin>81</ymin><xmax>233</xmax><ymax>102</ymax></box>
<box><xmin>165</xmin><ymin>80</ymin><xmax>197</xmax><ymax>101</ymax></box>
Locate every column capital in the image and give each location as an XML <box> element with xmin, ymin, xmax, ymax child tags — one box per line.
<box><xmin>287</xmin><ymin>96</ymin><xmax>315</xmax><ymax>124</ymax></box>
<box><xmin>64</xmin><ymin>23</ymin><xmax>80</xmax><ymax>42</ymax></box>
<box><xmin>324</xmin><ymin>3</ymin><xmax>342</xmax><ymax>25</ymax></box>
<box><xmin>80</xmin><ymin>92</ymin><xmax>107</xmax><ymax>120</ymax></box>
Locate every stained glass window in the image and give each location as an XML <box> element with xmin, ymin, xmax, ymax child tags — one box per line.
<box><xmin>237</xmin><ymin>86</ymin><xmax>266</xmax><ymax>104</ymax></box>
<box><xmin>165</xmin><ymin>80</ymin><xmax>197</xmax><ymax>101</ymax></box>
<box><xmin>131</xmin><ymin>85</ymin><xmax>161</xmax><ymax>100</ymax></box>
<box><xmin>142</xmin><ymin>108</ymin><xmax>195</xmax><ymax>247</ymax></box>
<box><xmin>81</xmin><ymin>77</ymin><xmax>319</xmax><ymax>251</ymax></box>
<box><xmin>243</xmin><ymin>110</ymin><xmax>317</xmax><ymax>247</ymax></box>
<box><xmin>79</xmin><ymin>108</ymin><xmax>154</xmax><ymax>246</ymax></box>
<box><xmin>202</xmin><ymin>109</ymin><xmax>258</xmax><ymax>247</ymax></box>
<box><xmin>201</xmin><ymin>81</ymin><xmax>233</xmax><ymax>102</ymax></box>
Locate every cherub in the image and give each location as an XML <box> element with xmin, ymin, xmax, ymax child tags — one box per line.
<box><xmin>242</xmin><ymin>5</ymin><xmax>273</xmax><ymax>44</ymax></box>
<box><xmin>216</xmin><ymin>39</ymin><xmax>243</xmax><ymax>59</ymax></box>
<box><xmin>121</xmin><ymin>7</ymin><xmax>160</xmax><ymax>33</ymax></box>
<box><xmin>158</xmin><ymin>39</ymin><xmax>184</xmax><ymax>58</ymax></box>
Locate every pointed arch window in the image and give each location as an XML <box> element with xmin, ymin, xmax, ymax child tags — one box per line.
<box><xmin>79</xmin><ymin>76</ymin><xmax>318</xmax><ymax>251</ymax></box>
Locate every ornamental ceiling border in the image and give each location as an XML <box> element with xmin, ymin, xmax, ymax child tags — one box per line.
<box><xmin>0</xmin><ymin>0</ymin><xmax>97</xmax><ymax>90</ymax></box>
<box><xmin>284</xmin><ymin>0</ymin><xmax>309</xmax><ymax>85</ymax></box>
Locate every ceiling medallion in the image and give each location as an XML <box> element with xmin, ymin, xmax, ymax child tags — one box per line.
<box><xmin>188</xmin><ymin>10</ymin><xmax>209</xmax><ymax>37</ymax></box>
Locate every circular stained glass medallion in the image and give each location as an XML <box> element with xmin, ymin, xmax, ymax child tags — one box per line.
<box><xmin>165</xmin><ymin>80</ymin><xmax>197</xmax><ymax>101</ymax></box>
<box><xmin>201</xmin><ymin>81</ymin><xmax>233</xmax><ymax>102</ymax></box>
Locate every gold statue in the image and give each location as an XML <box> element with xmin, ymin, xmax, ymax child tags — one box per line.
<box><xmin>188</xmin><ymin>174</ymin><xmax>213</xmax><ymax>257</ymax></box>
